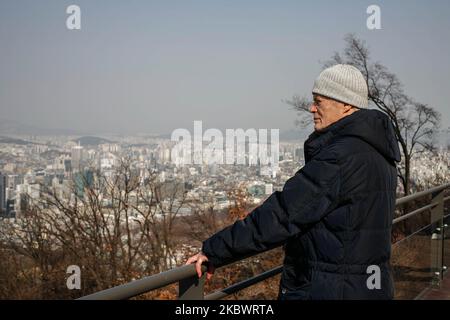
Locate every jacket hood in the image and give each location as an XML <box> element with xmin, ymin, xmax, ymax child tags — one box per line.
<box><xmin>305</xmin><ymin>109</ymin><xmax>401</xmax><ymax>163</ymax></box>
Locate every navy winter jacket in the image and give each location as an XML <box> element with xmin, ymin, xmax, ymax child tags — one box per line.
<box><xmin>202</xmin><ymin>109</ymin><xmax>401</xmax><ymax>299</ymax></box>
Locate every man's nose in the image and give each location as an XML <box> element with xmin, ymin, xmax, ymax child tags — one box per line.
<box><xmin>310</xmin><ymin>104</ymin><xmax>317</xmax><ymax>113</ymax></box>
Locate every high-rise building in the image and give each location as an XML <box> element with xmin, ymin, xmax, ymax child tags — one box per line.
<box><xmin>71</xmin><ymin>145</ymin><xmax>84</xmax><ymax>172</ymax></box>
<box><xmin>0</xmin><ymin>172</ymin><xmax>6</xmax><ymax>215</ymax></box>
<box><xmin>64</xmin><ymin>159</ymin><xmax>72</xmax><ymax>173</ymax></box>
<box><xmin>74</xmin><ymin>169</ymin><xmax>94</xmax><ymax>198</ymax></box>
<box><xmin>6</xmin><ymin>199</ymin><xmax>15</xmax><ymax>218</ymax></box>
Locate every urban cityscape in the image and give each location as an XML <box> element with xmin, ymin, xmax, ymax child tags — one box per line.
<box><xmin>0</xmin><ymin>132</ymin><xmax>306</xmax><ymax>220</ymax></box>
<box><xmin>1</xmin><ymin>128</ymin><xmax>448</xmax><ymax>219</ymax></box>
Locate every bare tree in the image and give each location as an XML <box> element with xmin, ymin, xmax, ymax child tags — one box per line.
<box><xmin>0</xmin><ymin>158</ymin><xmax>187</xmax><ymax>299</ymax></box>
<box><xmin>285</xmin><ymin>34</ymin><xmax>441</xmax><ymax>196</ymax></box>
<box><xmin>284</xmin><ymin>95</ymin><xmax>313</xmax><ymax>131</ymax></box>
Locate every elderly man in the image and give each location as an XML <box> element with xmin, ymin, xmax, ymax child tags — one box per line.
<box><xmin>185</xmin><ymin>64</ymin><xmax>401</xmax><ymax>299</ymax></box>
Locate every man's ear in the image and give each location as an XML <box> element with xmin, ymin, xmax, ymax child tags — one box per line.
<box><xmin>343</xmin><ymin>104</ymin><xmax>354</xmax><ymax>113</ymax></box>
<box><xmin>344</xmin><ymin>104</ymin><xmax>358</xmax><ymax>113</ymax></box>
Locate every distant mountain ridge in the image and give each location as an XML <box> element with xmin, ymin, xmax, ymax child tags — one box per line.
<box><xmin>72</xmin><ymin>136</ymin><xmax>115</xmax><ymax>146</ymax></box>
<box><xmin>157</xmin><ymin>128</ymin><xmax>310</xmax><ymax>142</ymax></box>
<box><xmin>0</xmin><ymin>136</ymin><xmax>37</xmax><ymax>145</ymax></box>
<box><xmin>0</xmin><ymin>119</ymin><xmax>85</xmax><ymax>136</ymax></box>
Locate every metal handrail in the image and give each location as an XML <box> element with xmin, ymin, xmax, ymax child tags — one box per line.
<box><xmin>78</xmin><ymin>183</ymin><xmax>450</xmax><ymax>300</ymax></box>
<box><xmin>205</xmin><ymin>266</ymin><xmax>283</xmax><ymax>300</ymax></box>
<box><xmin>392</xmin><ymin>202</ymin><xmax>436</xmax><ymax>224</ymax></box>
<box><xmin>78</xmin><ymin>264</ymin><xmax>207</xmax><ymax>300</ymax></box>
<box><xmin>395</xmin><ymin>183</ymin><xmax>449</xmax><ymax>206</ymax></box>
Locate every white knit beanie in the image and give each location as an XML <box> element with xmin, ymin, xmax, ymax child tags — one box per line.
<box><xmin>312</xmin><ymin>64</ymin><xmax>369</xmax><ymax>109</ymax></box>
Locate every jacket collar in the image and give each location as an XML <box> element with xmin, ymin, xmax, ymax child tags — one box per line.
<box><xmin>304</xmin><ymin>110</ymin><xmax>365</xmax><ymax>163</ymax></box>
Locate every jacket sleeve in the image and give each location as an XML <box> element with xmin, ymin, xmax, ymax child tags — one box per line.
<box><xmin>201</xmin><ymin>154</ymin><xmax>341</xmax><ymax>268</ymax></box>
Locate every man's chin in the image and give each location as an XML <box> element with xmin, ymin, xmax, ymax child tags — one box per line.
<box><xmin>314</xmin><ymin>121</ymin><xmax>333</xmax><ymax>132</ymax></box>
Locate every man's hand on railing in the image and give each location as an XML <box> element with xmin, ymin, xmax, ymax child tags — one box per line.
<box><xmin>185</xmin><ymin>251</ymin><xmax>216</xmax><ymax>282</ymax></box>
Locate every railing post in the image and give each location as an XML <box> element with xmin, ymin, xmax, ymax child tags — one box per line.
<box><xmin>430</xmin><ymin>189</ymin><xmax>444</xmax><ymax>287</ymax></box>
<box><xmin>178</xmin><ymin>273</ymin><xmax>206</xmax><ymax>300</ymax></box>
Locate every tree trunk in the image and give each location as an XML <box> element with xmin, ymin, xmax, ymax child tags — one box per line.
<box><xmin>404</xmin><ymin>156</ymin><xmax>411</xmax><ymax>196</ymax></box>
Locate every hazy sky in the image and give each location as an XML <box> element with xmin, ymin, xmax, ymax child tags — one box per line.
<box><xmin>1</xmin><ymin>0</ymin><xmax>449</xmax><ymax>135</ymax></box>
